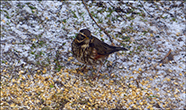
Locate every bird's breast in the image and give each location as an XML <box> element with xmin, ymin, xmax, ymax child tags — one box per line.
<box><xmin>81</xmin><ymin>43</ymin><xmax>89</xmax><ymax>49</ymax></box>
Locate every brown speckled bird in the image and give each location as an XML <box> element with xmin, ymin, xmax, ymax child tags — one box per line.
<box><xmin>71</xmin><ymin>29</ymin><xmax>128</xmax><ymax>74</ymax></box>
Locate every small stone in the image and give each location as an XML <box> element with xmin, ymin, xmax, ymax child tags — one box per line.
<box><xmin>177</xmin><ymin>37</ymin><xmax>183</xmax><ymax>41</ymax></box>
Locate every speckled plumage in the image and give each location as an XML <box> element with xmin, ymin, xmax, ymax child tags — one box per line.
<box><xmin>71</xmin><ymin>29</ymin><xmax>128</xmax><ymax>72</ymax></box>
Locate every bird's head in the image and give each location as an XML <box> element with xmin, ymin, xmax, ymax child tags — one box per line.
<box><xmin>75</xmin><ymin>29</ymin><xmax>92</xmax><ymax>44</ymax></box>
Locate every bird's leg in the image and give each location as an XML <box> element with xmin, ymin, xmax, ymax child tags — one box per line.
<box><xmin>91</xmin><ymin>63</ymin><xmax>103</xmax><ymax>79</ymax></box>
<box><xmin>81</xmin><ymin>65</ymin><xmax>86</xmax><ymax>69</ymax></box>
<box><xmin>97</xmin><ymin>64</ymin><xmax>102</xmax><ymax>74</ymax></box>
<box><xmin>76</xmin><ymin>65</ymin><xmax>87</xmax><ymax>73</ymax></box>
<box><xmin>95</xmin><ymin>60</ymin><xmax>108</xmax><ymax>79</ymax></box>
<box><xmin>96</xmin><ymin>59</ymin><xmax>107</xmax><ymax>74</ymax></box>
<box><xmin>81</xmin><ymin>65</ymin><xmax>87</xmax><ymax>72</ymax></box>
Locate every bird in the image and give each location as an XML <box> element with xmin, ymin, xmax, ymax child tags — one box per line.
<box><xmin>71</xmin><ymin>29</ymin><xmax>128</xmax><ymax>75</ymax></box>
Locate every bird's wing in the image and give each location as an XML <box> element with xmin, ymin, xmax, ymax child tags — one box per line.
<box><xmin>90</xmin><ymin>36</ymin><xmax>117</xmax><ymax>55</ymax></box>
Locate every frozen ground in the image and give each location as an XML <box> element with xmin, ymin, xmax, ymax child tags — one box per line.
<box><xmin>1</xmin><ymin>1</ymin><xmax>186</xmax><ymax>109</ymax></box>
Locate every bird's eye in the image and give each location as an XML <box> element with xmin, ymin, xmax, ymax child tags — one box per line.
<box><xmin>80</xmin><ymin>34</ymin><xmax>86</xmax><ymax>40</ymax></box>
<box><xmin>76</xmin><ymin>34</ymin><xmax>85</xmax><ymax>41</ymax></box>
<box><xmin>81</xmin><ymin>35</ymin><xmax>85</xmax><ymax>38</ymax></box>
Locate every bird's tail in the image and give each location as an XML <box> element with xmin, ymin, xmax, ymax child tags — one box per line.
<box><xmin>108</xmin><ymin>46</ymin><xmax>128</xmax><ymax>54</ymax></box>
<box><xmin>115</xmin><ymin>47</ymin><xmax>128</xmax><ymax>51</ymax></box>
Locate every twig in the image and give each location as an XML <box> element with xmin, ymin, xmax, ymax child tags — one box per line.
<box><xmin>82</xmin><ymin>0</ymin><xmax>113</xmax><ymax>43</ymax></box>
<box><xmin>108</xmin><ymin>1</ymin><xmax>126</xmax><ymax>22</ymax></box>
<box><xmin>159</xmin><ymin>49</ymin><xmax>172</xmax><ymax>63</ymax></box>
<box><xmin>162</xmin><ymin>49</ymin><xmax>172</xmax><ymax>61</ymax></box>
<box><xmin>139</xmin><ymin>0</ymin><xmax>153</xmax><ymax>18</ymax></box>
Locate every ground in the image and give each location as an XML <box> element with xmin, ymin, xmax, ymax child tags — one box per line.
<box><xmin>1</xmin><ymin>1</ymin><xmax>186</xmax><ymax>109</ymax></box>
